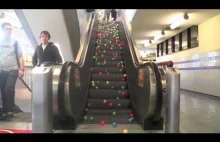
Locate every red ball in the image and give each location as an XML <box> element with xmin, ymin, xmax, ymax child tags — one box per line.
<box><xmin>90</xmin><ymin>68</ymin><xmax>94</xmax><ymax>72</ymax></box>
<box><xmin>88</xmin><ymin>103</ymin><xmax>91</xmax><ymax>107</ymax></box>
<box><xmin>109</xmin><ymin>102</ymin><xmax>113</xmax><ymax>107</ymax></box>
<box><xmin>99</xmin><ymin>72</ymin><xmax>102</xmax><ymax>76</ymax></box>
<box><xmin>130</xmin><ymin>113</ymin><xmax>134</xmax><ymax>118</ymax></box>
<box><xmin>100</xmin><ymin>120</ymin><xmax>105</xmax><ymax>126</ymax></box>
<box><xmin>122</xmin><ymin>92</ymin><xmax>125</xmax><ymax>96</ymax></box>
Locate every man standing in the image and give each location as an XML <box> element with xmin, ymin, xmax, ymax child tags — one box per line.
<box><xmin>32</xmin><ymin>31</ymin><xmax>63</xmax><ymax>67</ymax></box>
<box><xmin>0</xmin><ymin>22</ymin><xmax>24</xmax><ymax>120</ymax></box>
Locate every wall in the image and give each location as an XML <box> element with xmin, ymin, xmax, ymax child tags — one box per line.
<box><xmin>19</xmin><ymin>9</ymin><xmax>74</xmax><ymax>62</ymax></box>
<box><xmin>157</xmin><ymin>14</ymin><xmax>220</xmax><ymax>97</ymax></box>
<box><xmin>76</xmin><ymin>9</ymin><xmax>92</xmax><ymax>46</ymax></box>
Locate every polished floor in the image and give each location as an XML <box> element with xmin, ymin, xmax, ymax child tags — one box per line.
<box><xmin>0</xmin><ymin>90</ymin><xmax>219</xmax><ymax>133</ymax></box>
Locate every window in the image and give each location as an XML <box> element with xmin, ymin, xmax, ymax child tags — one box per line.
<box><xmin>156</xmin><ymin>25</ymin><xmax>199</xmax><ymax>56</ymax></box>
<box><xmin>175</xmin><ymin>34</ymin><xmax>179</xmax><ymax>52</ymax></box>
<box><xmin>158</xmin><ymin>44</ymin><xmax>161</xmax><ymax>56</ymax></box>
<box><xmin>182</xmin><ymin>30</ymin><xmax>188</xmax><ymax>50</ymax></box>
<box><xmin>163</xmin><ymin>42</ymin><xmax>166</xmax><ymax>55</ymax></box>
<box><xmin>191</xmin><ymin>26</ymin><xmax>199</xmax><ymax>48</ymax></box>
<box><xmin>168</xmin><ymin>39</ymin><xmax>172</xmax><ymax>54</ymax></box>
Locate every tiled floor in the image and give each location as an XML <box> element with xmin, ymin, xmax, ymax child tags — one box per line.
<box><xmin>0</xmin><ymin>90</ymin><xmax>220</xmax><ymax>133</ymax></box>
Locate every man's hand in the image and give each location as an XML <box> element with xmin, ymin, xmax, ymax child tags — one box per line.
<box><xmin>18</xmin><ymin>70</ymin><xmax>24</xmax><ymax>78</ymax></box>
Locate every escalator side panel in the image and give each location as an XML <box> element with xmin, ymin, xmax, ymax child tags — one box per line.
<box><xmin>118</xmin><ymin>22</ymin><xmax>151</xmax><ymax>122</ymax></box>
<box><xmin>118</xmin><ymin>21</ymin><xmax>164</xmax><ymax>130</ymax></box>
<box><xmin>68</xmin><ymin>20</ymin><xmax>99</xmax><ymax>129</ymax></box>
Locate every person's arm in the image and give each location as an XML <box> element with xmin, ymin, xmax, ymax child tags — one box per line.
<box><xmin>53</xmin><ymin>45</ymin><xmax>63</xmax><ymax>63</ymax></box>
<box><xmin>32</xmin><ymin>47</ymin><xmax>38</xmax><ymax>67</ymax></box>
<box><xmin>17</xmin><ymin>42</ymin><xmax>24</xmax><ymax>77</ymax></box>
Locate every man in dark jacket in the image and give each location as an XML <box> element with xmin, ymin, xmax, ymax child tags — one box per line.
<box><xmin>32</xmin><ymin>31</ymin><xmax>63</xmax><ymax>67</ymax></box>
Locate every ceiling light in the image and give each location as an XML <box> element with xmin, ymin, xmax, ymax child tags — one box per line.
<box><xmin>170</xmin><ymin>13</ymin><xmax>189</xmax><ymax>30</ymax></box>
<box><xmin>154</xmin><ymin>30</ymin><xmax>165</xmax><ymax>40</ymax></box>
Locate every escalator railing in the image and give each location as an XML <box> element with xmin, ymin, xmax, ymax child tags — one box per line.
<box><xmin>56</xmin><ymin>11</ymin><xmax>98</xmax><ymax>129</ymax></box>
<box><xmin>118</xmin><ymin>10</ymin><xmax>163</xmax><ymax>129</ymax></box>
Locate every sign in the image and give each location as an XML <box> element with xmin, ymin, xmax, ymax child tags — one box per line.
<box><xmin>74</xmin><ymin>68</ymin><xmax>80</xmax><ymax>87</ymax></box>
<box><xmin>138</xmin><ymin>68</ymin><xmax>145</xmax><ymax>87</ymax></box>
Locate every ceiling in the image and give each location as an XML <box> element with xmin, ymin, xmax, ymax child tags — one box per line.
<box><xmin>132</xmin><ymin>9</ymin><xmax>220</xmax><ymax>49</ymax></box>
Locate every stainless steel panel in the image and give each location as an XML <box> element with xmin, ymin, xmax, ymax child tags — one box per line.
<box><xmin>31</xmin><ymin>67</ymin><xmax>53</xmax><ymax>133</ymax></box>
<box><xmin>165</xmin><ymin>67</ymin><xmax>180</xmax><ymax>133</ymax></box>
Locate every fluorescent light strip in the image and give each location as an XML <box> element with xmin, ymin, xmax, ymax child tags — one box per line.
<box><xmin>170</xmin><ymin>13</ymin><xmax>189</xmax><ymax>30</ymax></box>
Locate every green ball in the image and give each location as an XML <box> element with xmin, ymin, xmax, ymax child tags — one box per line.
<box><xmin>90</xmin><ymin>116</ymin><xmax>94</xmax><ymax>121</ymax></box>
<box><xmin>112</xmin><ymin>111</ymin><xmax>116</xmax><ymax>116</ymax></box>
<box><xmin>84</xmin><ymin>116</ymin><xmax>87</xmax><ymax>120</ymax></box>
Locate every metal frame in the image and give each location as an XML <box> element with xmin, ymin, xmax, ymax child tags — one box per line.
<box><xmin>165</xmin><ymin>67</ymin><xmax>180</xmax><ymax>133</ymax></box>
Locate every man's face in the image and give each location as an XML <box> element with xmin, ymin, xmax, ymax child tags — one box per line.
<box><xmin>2</xmin><ymin>24</ymin><xmax>12</xmax><ymax>37</ymax></box>
<box><xmin>40</xmin><ymin>33</ymin><xmax>49</xmax><ymax>44</ymax></box>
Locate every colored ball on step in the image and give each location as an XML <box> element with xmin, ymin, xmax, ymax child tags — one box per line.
<box><xmin>96</xmin><ymin>86</ymin><xmax>98</xmax><ymax>89</ymax></box>
<box><xmin>124</xmin><ymin>74</ymin><xmax>127</xmax><ymax>77</ymax></box>
<box><xmin>106</xmin><ymin>81</ymin><xmax>109</xmax><ymax>84</ymax></box>
<box><xmin>130</xmin><ymin>113</ymin><xmax>134</xmax><ymax>118</ymax></box>
<box><xmin>112</xmin><ymin>111</ymin><xmax>116</xmax><ymax>116</ymax></box>
<box><xmin>90</xmin><ymin>68</ymin><xmax>94</xmax><ymax>72</ymax></box>
<box><xmin>88</xmin><ymin>103</ymin><xmax>91</xmax><ymax>107</ymax></box>
<box><xmin>121</xmin><ymin>86</ymin><xmax>125</xmax><ymax>89</ymax></box>
<box><xmin>84</xmin><ymin>116</ymin><xmax>87</xmax><ymax>120</ymax></box>
<box><xmin>109</xmin><ymin>102</ymin><xmax>113</xmax><ymax>107</ymax></box>
<box><xmin>90</xmin><ymin>116</ymin><xmax>94</xmax><ymax>121</ymax></box>
<box><xmin>116</xmin><ymin>97</ymin><xmax>119</xmax><ymax>100</ymax></box>
<box><xmin>128</xmin><ymin>118</ymin><xmax>134</xmax><ymax>123</ymax></box>
<box><xmin>112</xmin><ymin>122</ymin><xmax>117</xmax><ymax>128</ymax></box>
<box><xmin>123</xmin><ymin>129</ymin><xmax>128</xmax><ymax>133</ymax></box>
<box><xmin>103</xmin><ymin>99</ymin><xmax>107</xmax><ymax>103</ymax></box>
<box><xmin>85</xmin><ymin>108</ymin><xmax>88</xmax><ymax>111</ymax></box>
<box><xmin>118</xmin><ymin>103</ymin><xmax>121</xmax><ymax>107</ymax></box>
<box><xmin>100</xmin><ymin>120</ymin><xmax>105</xmax><ymax>126</ymax></box>
<box><xmin>99</xmin><ymin>72</ymin><xmax>102</xmax><ymax>75</ymax></box>
<box><xmin>121</xmin><ymin>92</ymin><xmax>125</xmax><ymax>96</ymax></box>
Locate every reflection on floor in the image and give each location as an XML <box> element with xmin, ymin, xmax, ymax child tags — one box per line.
<box><xmin>180</xmin><ymin>90</ymin><xmax>220</xmax><ymax>133</ymax></box>
<box><xmin>0</xmin><ymin>90</ymin><xmax>220</xmax><ymax>133</ymax></box>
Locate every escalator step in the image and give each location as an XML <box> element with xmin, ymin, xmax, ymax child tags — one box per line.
<box><xmin>93</xmin><ymin>51</ymin><xmax>123</xmax><ymax>56</ymax></box>
<box><xmin>95</xmin><ymin>47</ymin><xmax>122</xmax><ymax>51</ymax></box>
<box><xmin>93</xmin><ymin>61</ymin><xmax>124</xmax><ymax>67</ymax></box>
<box><xmin>93</xmin><ymin>56</ymin><xmax>123</xmax><ymax>61</ymax></box>
<box><xmin>87</xmin><ymin>99</ymin><xmax>131</xmax><ymax>109</ymax></box>
<box><xmin>89</xmin><ymin>89</ymin><xmax>128</xmax><ymax>99</ymax></box>
<box><xmin>91</xmin><ymin>67</ymin><xmax>125</xmax><ymax>74</ymax></box>
<box><xmin>89</xmin><ymin>81</ymin><xmax>127</xmax><ymax>90</ymax></box>
<box><xmin>91</xmin><ymin>74</ymin><xmax>127</xmax><ymax>81</ymax></box>
<box><xmin>81</xmin><ymin>113</ymin><xmax>135</xmax><ymax>124</ymax></box>
<box><xmin>85</xmin><ymin>109</ymin><xmax>132</xmax><ymax>115</ymax></box>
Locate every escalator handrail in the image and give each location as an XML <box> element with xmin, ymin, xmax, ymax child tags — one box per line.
<box><xmin>72</xmin><ymin>11</ymin><xmax>97</xmax><ymax>68</ymax></box>
<box><xmin>119</xmin><ymin>10</ymin><xmax>163</xmax><ymax>121</ymax></box>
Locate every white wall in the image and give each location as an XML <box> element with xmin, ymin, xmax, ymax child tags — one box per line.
<box><xmin>122</xmin><ymin>9</ymin><xmax>137</xmax><ymax>32</ymax></box>
<box><xmin>76</xmin><ymin>9</ymin><xmax>92</xmax><ymax>47</ymax></box>
<box><xmin>157</xmin><ymin>14</ymin><xmax>220</xmax><ymax>97</ymax></box>
<box><xmin>21</xmin><ymin>9</ymin><xmax>74</xmax><ymax>62</ymax></box>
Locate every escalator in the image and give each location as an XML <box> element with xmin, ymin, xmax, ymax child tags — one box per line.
<box><xmin>53</xmin><ymin>11</ymin><xmax>164</xmax><ymax>133</ymax></box>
